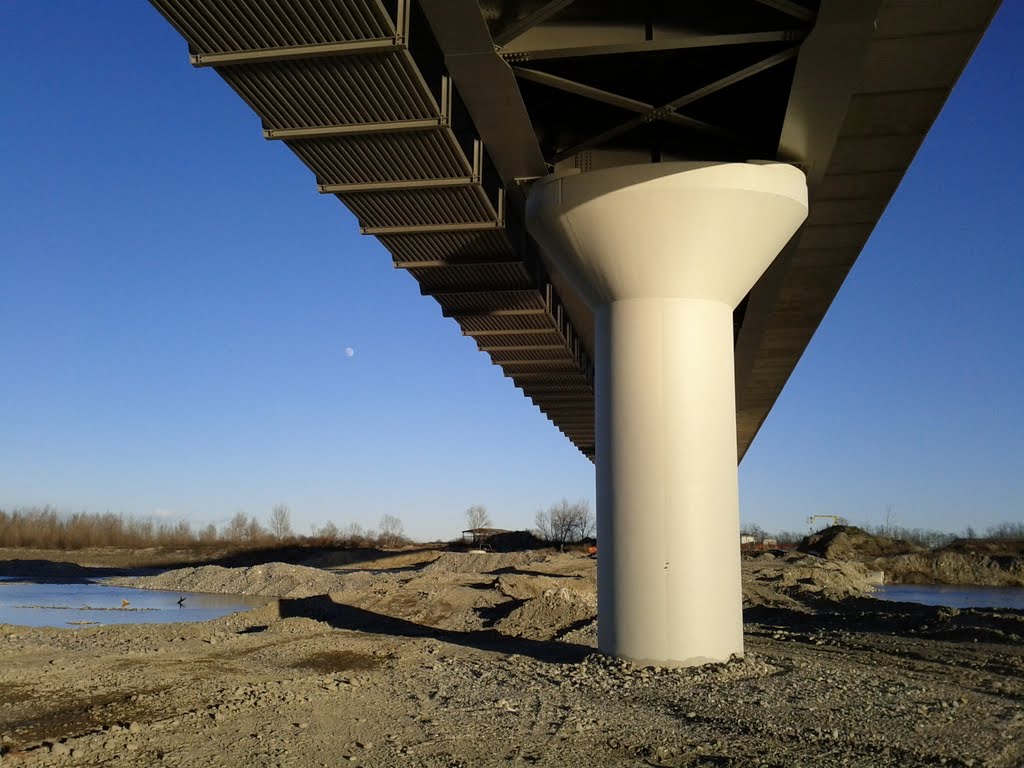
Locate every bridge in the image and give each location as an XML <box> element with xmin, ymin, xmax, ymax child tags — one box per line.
<box><xmin>149</xmin><ymin>0</ymin><xmax>1001</xmax><ymax>665</ymax></box>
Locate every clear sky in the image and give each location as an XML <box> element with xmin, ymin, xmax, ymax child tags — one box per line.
<box><xmin>1</xmin><ymin>4</ymin><xmax>1020</xmax><ymax>541</ymax></box>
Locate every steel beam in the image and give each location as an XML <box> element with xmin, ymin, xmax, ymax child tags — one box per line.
<box><xmin>503</xmin><ymin>372</ymin><xmax>585</xmax><ymax>380</ymax></box>
<box><xmin>531</xmin><ymin>399</ymin><xmax>594</xmax><ymax>406</ymax></box>
<box><xmin>361</xmin><ymin>221</ymin><xmax>503</xmax><ymax>236</ymax></box>
<box><xmin>516</xmin><ymin>68</ymin><xmax>727</xmax><ymax>159</ymax></box>
<box><xmin>322</xmin><ymin>177</ymin><xmax>475</xmax><ymax>194</ymax></box>
<box><xmin>263</xmin><ymin>119</ymin><xmax>444</xmax><ymax>141</ymax></box>
<box><xmin>499</xmin><ymin>358</ymin><xmax>578</xmax><ymax>366</ymax></box>
<box><xmin>418</xmin><ymin>0</ymin><xmax>548</xmax><ymax>187</ymax></box>
<box><xmin>190</xmin><ymin>38</ymin><xmax>402</xmax><ymax>68</ymax></box>
<box><xmin>462</xmin><ymin>327</ymin><xmax>559</xmax><ymax>338</ymax></box>
<box><xmin>422</xmin><ymin>285</ymin><xmax>536</xmax><ymax>297</ymax></box>
<box><xmin>513</xmin><ymin>68</ymin><xmax>656</xmax><ymax>114</ymax></box>
<box><xmin>519</xmin><ymin>388</ymin><xmax>594</xmax><ymax>396</ymax></box>
<box><xmin>478</xmin><ymin>344</ymin><xmax>566</xmax><ymax>352</ymax></box>
<box><xmin>668</xmin><ymin>47</ymin><xmax>801</xmax><ymax>111</ymax></box>
<box><xmin>527</xmin><ymin>387</ymin><xmax>595</xmax><ymax>395</ymax></box>
<box><xmin>443</xmin><ymin>307</ymin><xmax>550</xmax><ymax>319</ymax></box>
<box><xmin>752</xmin><ymin>0</ymin><xmax>816</xmax><ymax>23</ymax></box>
<box><xmin>502</xmin><ymin>30</ymin><xmax>805</xmax><ymax>63</ymax></box>
<box><xmin>552</xmin><ymin>47</ymin><xmax>798</xmax><ymax>162</ymax></box>
<box><xmin>394</xmin><ymin>258</ymin><xmax>524</xmax><ymax>270</ymax></box>
<box><xmin>492</xmin><ymin>0</ymin><xmax>578</xmax><ymax>47</ymax></box>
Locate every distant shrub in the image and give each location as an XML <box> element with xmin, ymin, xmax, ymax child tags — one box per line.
<box><xmin>0</xmin><ymin>506</ymin><xmax>200</xmax><ymax>550</ymax></box>
<box><xmin>986</xmin><ymin>522</ymin><xmax>1024</xmax><ymax>539</ymax></box>
<box><xmin>0</xmin><ymin>505</ymin><xmax>423</xmax><ymax>552</ymax></box>
<box><xmin>855</xmin><ymin>524</ymin><xmax>954</xmax><ymax>550</ymax></box>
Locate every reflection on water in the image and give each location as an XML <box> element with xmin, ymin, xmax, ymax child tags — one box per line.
<box><xmin>876</xmin><ymin>584</ymin><xmax>1024</xmax><ymax>610</ymax></box>
<box><xmin>0</xmin><ymin>580</ymin><xmax>270</xmax><ymax>627</ymax></box>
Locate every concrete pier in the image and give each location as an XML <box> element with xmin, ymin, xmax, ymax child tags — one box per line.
<box><xmin>527</xmin><ymin>162</ymin><xmax>808</xmax><ymax>665</ymax></box>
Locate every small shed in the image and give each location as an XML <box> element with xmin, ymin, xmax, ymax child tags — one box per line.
<box><xmin>461</xmin><ymin>527</ymin><xmax>509</xmax><ymax>547</ymax></box>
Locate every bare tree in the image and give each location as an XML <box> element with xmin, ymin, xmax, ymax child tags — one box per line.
<box><xmin>224</xmin><ymin>511</ymin><xmax>248</xmax><ymax>542</ymax></box>
<box><xmin>535</xmin><ymin>499</ymin><xmax>587</xmax><ymax>550</ymax></box>
<box><xmin>743</xmin><ymin>522</ymin><xmax>767</xmax><ymax>541</ymax></box>
<box><xmin>244</xmin><ymin>517</ymin><xmax>265</xmax><ymax>544</ymax></box>
<box><xmin>269</xmin><ymin>504</ymin><xmax>293</xmax><ymax>541</ymax></box>
<box><xmin>312</xmin><ymin>520</ymin><xmax>339</xmax><ymax>545</ymax></box>
<box><xmin>378</xmin><ymin>514</ymin><xmax>406</xmax><ymax>548</ymax></box>
<box><xmin>774</xmin><ymin>530</ymin><xmax>804</xmax><ymax>546</ymax></box>
<box><xmin>341</xmin><ymin>522</ymin><xmax>366</xmax><ymax>547</ymax></box>
<box><xmin>569</xmin><ymin>500</ymin><xmax>594</xmax><ymax>541</ymax></box>
<box><xmin>465</xmin><ymin>504</ymin><xmax>491</xmax><ymax>530</ymax></box>
<box><xmin>160</xmin><ymin>520</ymin><xmax>193</xmax><ymax>546</ymax></box>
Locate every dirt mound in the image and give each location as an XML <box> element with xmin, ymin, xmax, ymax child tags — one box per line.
<box><xmin>940</xmin><ymin>538</ymin><xmax>1024</xmax><ymax>556</ymax></box>
<box><xmin>495</xmin><ymin>574</ymin><xmax>567</xmax><ymax>600</ymax></box>
<box><xmin>742</xmin><ymin>556</ymin><xmax>876</xmax><ymax>609</ymax></box>
<box><xmin>105</xmin><ymin>562</ymin><xmax>343</xmax><ymax>598</ymax></box>
<box><xmin>871</xmin><ymin>550</ymin><xmax>1024</xmax><ymax>586</ymax></box>
<box><xmin>290</xmin><ymin>547</ymin><xmax>440</xmax><ymax>571</ymax></box>
<box><xmin>798</xmin><ymin>526</ymin><xmax>920</xmax><ymax>560</ymax></box>
<box><xmin>495</xmin><ymin>587</ymin><xmax>597</xmax><ymax>641</ymax></box>
<box><xmin>420</xmin><ymin>551</ymin><xmax>540</xmax><ymax>575</ymax></box>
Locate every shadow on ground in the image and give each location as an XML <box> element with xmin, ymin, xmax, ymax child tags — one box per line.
<box><xmin>487</xmin><ymin>566</ymin><xmax>585</xmax><ymax>579</ymax></box>
<box><xmin>745</xmin><ymin>597</ymin><xmax>1024</xmax><ymax>645</ymax></box>
<box><xmin>277</xmin><ymin>594</ymin><xmax>591</xmax><ymax>664</ymax></box>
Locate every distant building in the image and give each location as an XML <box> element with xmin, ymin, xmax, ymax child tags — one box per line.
<box><xmin>740</xmin><ymin>534</ymin><xmax>756</xmax><ymax>545</ymax></box>
<box><xmin>461</xmin><ymin>527</ymin><xmax>510</xmax><ymax>548</ymax></box>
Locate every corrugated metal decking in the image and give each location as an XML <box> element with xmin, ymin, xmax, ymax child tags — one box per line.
<box><xmin>151</xmin><ymin>0</ymin><xmax>597</xmax><ymax>456</ymax></box>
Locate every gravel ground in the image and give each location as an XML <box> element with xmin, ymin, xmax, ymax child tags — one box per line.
<box><xmin>1</xmin><ymin>551</ymin><xmax>1021</xmax><ymax>767</ymax></box>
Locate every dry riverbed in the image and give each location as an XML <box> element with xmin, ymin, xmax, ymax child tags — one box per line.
<box><xmin>1</xmin><ymin>549</ymin><xmax>1022</xmax><ymax>767</ymax></box>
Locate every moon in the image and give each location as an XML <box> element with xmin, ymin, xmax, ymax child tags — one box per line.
<box><xmin>344</xmin><ymin>347</ymin><xmax>355</xmax><ymax>358</ymax></box>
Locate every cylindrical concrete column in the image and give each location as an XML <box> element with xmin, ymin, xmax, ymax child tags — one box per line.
<box><xmin>527</xmin><ymin>162</ymin><xmax>807</xmax><ymax>666</ymax></box>
<box><xmin>596</xmin><ymin>297</ymin><xmax>743</xmax><ymax>664</ymax></box>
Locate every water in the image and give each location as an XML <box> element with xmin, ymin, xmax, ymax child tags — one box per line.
<box><xmin>876</xmin><ymin>584</ymin><xmax>1024</xmax><ymax>610</ymax></box>
<box><xmin>0</xmin><ymin>580</ymin><xmax>270</xmax><ymax>628</ymax></box>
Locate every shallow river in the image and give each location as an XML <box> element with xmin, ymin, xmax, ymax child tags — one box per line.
<box><xmin>0</xmin><ymin>578</ymin><xmax>270</xmax><ymax>627</ymax></box>
<box><xmin>875</xmin><ymin>584</ymin><xmax>1024</xmax><ymax>610</ymax></box>
<box><xmin>2</xmin><ymin>578</ymin><xmax>1021</xmax><ymax>628</ymax></box>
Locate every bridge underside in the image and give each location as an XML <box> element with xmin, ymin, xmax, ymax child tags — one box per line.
<box><xmin>150</xmin><ymin>0</ymin><xmax>1000</xmax><ymax>663</ymax></box>
<box><xmin>151</xmin><ymin>0</ymin><xmax>998</xmax><ymax>460</ymax></box>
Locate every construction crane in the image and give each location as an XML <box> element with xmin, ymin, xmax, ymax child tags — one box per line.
<box><xmin>807</xmin><ymin>515</ymin><xmax>845</xmax><ymax>530</ymax></box>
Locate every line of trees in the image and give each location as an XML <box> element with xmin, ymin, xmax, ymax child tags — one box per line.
<box><xmin>744</xmin><ymin>521</ymin><xmax>1024</xmax><ymax>549</ymax></box>
<box><xmin>966</xmin><ymin>521</ymin><xmax>1024</xmax><ymax>539</ymax></box>
<box><xmin>534</xmin><ymin>499</ymin><xmax>594</xmax><ymax>550</ymax></box>
<box><xmin>307</xmin><ymin>514</ymin><xmax>406</xmax><ymax>547</ymax></box>
<box><xmin>0</xmin><ymin>507</ymin><xmax>201</xmax><ymax>550</ymax></box>
<box><xmin>0</xmin><ymin>506</ymin><xmax>408</xmax><ymax>551</ymax></box>
<box><xmin>13</xmin><ymin>502</ymin><xmax>1013</xmax><ymax>554</ymax></box>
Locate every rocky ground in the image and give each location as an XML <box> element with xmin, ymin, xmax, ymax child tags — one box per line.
<box><xmin>1</xmin><ymin>548</ymin><xmax>1022</xmax><ymax>767</ymax></box>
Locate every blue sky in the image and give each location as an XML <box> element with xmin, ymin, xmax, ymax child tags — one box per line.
<box><xmin>1</xmin><ymin>4</ymin><xmax>1020</xmax><ymax>541</ymax></box>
